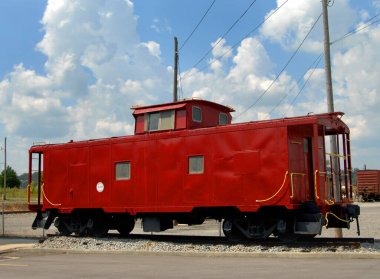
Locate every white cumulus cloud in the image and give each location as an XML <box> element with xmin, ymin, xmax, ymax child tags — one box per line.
<box><xmin>0</xmin><ymin>0</ymin><xmax>379</xmax><ymax>174</ymax></box>
<box><xmin>260</xmin><ymin>0</ymin><xmax>356</xmax><ymax>53</ymax></box>
<box><xmin>0</xmin><ymin>0</ymin><xmax>171</xmax><ymax>173</ymax></box>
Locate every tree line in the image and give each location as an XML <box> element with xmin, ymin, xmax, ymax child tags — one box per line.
<box><xmin>0</xmin><ymin>166</ymin><xmax>21</xmax><ymax>188</ymax></box>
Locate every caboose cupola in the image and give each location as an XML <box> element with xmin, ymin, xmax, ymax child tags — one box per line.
<box><xmin>132</xmin><ymin>98</ymin><xmax>235</xmax><ymax>135</ymax></box>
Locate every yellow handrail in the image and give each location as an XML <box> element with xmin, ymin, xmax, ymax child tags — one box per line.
<box><xmin>256</xmin><ymin>171</ymin><xmax>289</xmax><ymax>203</ymax></box>
<box><xmin>324</xmin><ymin>212</ymin><xmax>350</xmax><ymax>228</ymax></box>
<box><xmin>314</xmin><ymin>170</ymin><xmax>320</xmax><ymax>200</ymax></box>
<box><xmin>324</xmin><ymin>199</ymin><xmax>335</xmax><ymax>205</ymax></box>
<box><xmin>290</xmin><ymin>173</ymin><xmax>306</xmax><ymax>199</ymax></box>
<box><xmin>314</xmin><ymin>170</ymin><xmax>327</xmax><ymax>200</ymax></box>
<box><xmin>41</xmin><ymin>184</ymin><xmax>61</xmax><ymax>207</ymax></box>
<box><xmin>325</xmin><ymin>152</ymin><xmax>346</xmax><ymax>159</ymax></box>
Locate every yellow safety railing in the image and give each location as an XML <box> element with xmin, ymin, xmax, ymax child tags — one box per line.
<box><xmin>41</xmin><ymin>184</ymin><xmax>61</xmax><ymax>206</ymax></box>
<box><xmin>324</xmin><ymin>212</ymin><xmax>349</xmax><ymax>228</ymax></box>
<box><xmin>325</xmin><ymin>152</ymin><xmax>347</xmax><ymax>159</ymax></box>
<box><xmin>324</xmin><ymin>199</ymin><xmax>335</xmax><ymax>205</ymax></box>
<box><xmin>290</xmin><ymin>173</ymin><xmax>306</xmax><ymax>199</ymax></box>
<box><xmin>314</xmin><ymin>171</ymin><xmax>335</xmax><ymax>205</ymax></box>
<box><xmin>314</xmin><ymin>170</ymin><xmax>328</xmax><ymax>200</ymax></box>
<box><xmin>256</xmin><ymin>171</ymin><xmax>289</xmax><ymax>203</ymax></box>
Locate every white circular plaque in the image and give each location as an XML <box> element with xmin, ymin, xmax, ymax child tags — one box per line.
<box><xmin>96</xmin><ymin>182</ymin><xmax>104</xmax><ymax>193</ymax></box>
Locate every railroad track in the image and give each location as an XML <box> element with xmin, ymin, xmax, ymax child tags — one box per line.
<box><xmin>1</xmin><ymin>211</ymin><xmax>31</xmax><ymax>215</ymax></box>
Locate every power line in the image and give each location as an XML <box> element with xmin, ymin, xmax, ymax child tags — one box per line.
<box><xmin>282</xmin><ymin>54</ymin><xmax>323</xmax><ymax>118</ymax></box>
<box><xmin>186</xmin><ymin>0</ymin><xmax>258</xmax><ymax>71</ymax></box>
<box><xmin>331</xmin><ymin>13</ymin><xmax>380</xmax><ymax>45</ymax></box>
<box><xmin>267</xmin><ymin>94</ymin><xmax>287</xmax><ymax>117</ymax></box>
<box><xmin>179</xmin><ymin>0</ymin><xmax>216</xmax><ymax>51</ymax></box>
<box><xmin>181</xmin><ymin>0</ymin><xmax>289</xmax><ymax>81</ymax></box>
<box><xmin>235</xmin><ymin>12</ymin><xmax>323</xmax><ymax>120</ymax></box>
<box><xmin>268</xmin><ymin>73</ymin><xmax>308</xmax><ymax>117</ymax></box>
<box><xmin>269</xmin><ymin>53</ymin><xmax>324</xmax><ymax>116</ymax></box>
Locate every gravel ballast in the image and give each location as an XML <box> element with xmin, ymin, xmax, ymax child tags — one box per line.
<box><xmin>4</xmin><ymin>202</ymin><xmax>380</xmax><ymax>255</ymax></box>
<box><xmin>36</xmin><ymin>235</ymin><xmax>380</xmax><ymax>255</ymax></box>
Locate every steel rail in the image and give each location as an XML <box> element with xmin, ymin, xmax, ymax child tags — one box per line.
<box><xmin>0</xmin><ymin>210</ymin><xmax>31</xmax><ymax>215</ymax></box>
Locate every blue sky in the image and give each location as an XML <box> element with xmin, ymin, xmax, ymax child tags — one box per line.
<box><xmin>0</xmin><ymin>0</ymin><xmax>295</xmax><ymax>79</ymax></box>
<box><xmin>0</xmin><ymin>0</ymin><xmax>379</xmax><ymax>174</ymax></box>
<box><xmin>0</xmin><ymin>1</ymin><xmax>45</xmax><ymax>77</ymax></box>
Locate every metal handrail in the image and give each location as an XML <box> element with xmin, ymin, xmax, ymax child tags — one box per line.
<box><xmin>290</xmin><ymin>172</ymin><xmax>306</xmax><ymax>199</ymax></box>
<box><xmin>41</xmin><ymin>184</ymin><xmax>61</xmax><ymax>207</ymax></box>
<box><xmin>256</xmin><ymin>171</ymin><xmax>289</xmax><ymax>203</ymax></box>
<box><xmin>325</xmin><ymin>152</ymin><xmax>346</xmax><ymax>159</ymax></box>
<box><xmin>314</xmin><ymin>170</ymin><xmax>328</xmax><ymax>200</ymax></box>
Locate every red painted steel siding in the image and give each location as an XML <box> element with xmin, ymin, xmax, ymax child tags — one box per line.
<box><xmin>89</xmin><ymin>145</ymin><xmax>111</xmax><ymax>207</ymax></box>
<box><xmin>156</xmin><ymin>137</ymin><xmax>185</xmax><ymax>205</ymax></box>
<box><xmin>133</xmin><ymin>99</ymin><xmax>233</xmax><ymax>135</ymax></box>
<box><xmin>175</xmin><ymin>109</ymin><xmax>187</xmax><ymax>129</ymax></box>
<box><xmin>135</xmin><ymin>115</ymin><xmax>145</xmax><ymax>134</ymax></box>
<box><xmin>111</xmin><ymin>142</ymin><xmax>136</xmax><ymax>206</ymax></box>
<box><xmin>187</xmin><ymin>103</ymin><xmax>229</xmax><ymax>129</ymax></box>
<box><xmin>210</xmin><ymin>127</ymin><xmax>288</xmax><ymax>204</ymax></box>
<box><xmin>39</xmin><ymin>124</ymin><xmax>291</xmax><ymax>213</ymax></box>
<box><xmin>44</xmin><ymin>149</ymin><xmax>69</xmax><ymax>208</ymax></box>
<box><xmin>33</xmin><ymin>112</ymin><xmax>350</xmax><ymax>215</ymax></box>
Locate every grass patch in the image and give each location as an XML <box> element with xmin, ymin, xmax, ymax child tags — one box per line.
<box><xmin>1</xmin><ymin>187</ymin><xmax>38</xmax><ymax>202</ymax></box>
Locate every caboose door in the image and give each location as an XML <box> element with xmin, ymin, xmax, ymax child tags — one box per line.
<box><xmin>288</xmin><ymin>134</ymin><xmax>315</xmax><ymax>202</ymax></box>
<box><xmin>304</xmin><ymin>137</ymin><xmax>315</xmax><ymax>200</ymax></box>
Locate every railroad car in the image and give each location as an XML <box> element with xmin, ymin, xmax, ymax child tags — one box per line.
<box><xmin>28</xmin><ymin>98</ymin><xmax>360</xmax><ymax>240</ymax></box>
<box><xmin>357</xmin><ymin>170</ymin><xmax>380</xmax><ymax>201</ymax></box>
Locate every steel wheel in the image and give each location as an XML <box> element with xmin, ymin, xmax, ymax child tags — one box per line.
<box><xmin>89</xmin><ymin>216</ymin><xmax>109</xmax><ymax>237</ymax></box>
<box><xmin>117</xmin><ymin>217</ymin><xmax>135</xmax><ymax>236</ymax></box>
<box><xmin>56</xmin><ymin>217</ymin><xmax>71</xmax><ymax>236</ymax></box>
<box><xmin>222</xmin><ymin>219</ymin><xmax>244</xmax><ymax>241</ymax></box>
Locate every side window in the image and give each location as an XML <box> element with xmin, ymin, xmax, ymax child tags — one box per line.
<box><xmin>147</xmin><ymin>110</ymin><xmax>174</xmax><ymax>131</ymax></box>
<box><xmin>192</xmin><ymin>106</ymin><xmax>202</xmax><ymax>123</ymax></box>
<box><xmin>115</xmin><ymin>162</ymin><xmax>131</xmax><ymax>180</ymax></box>
<box><xmin>148</xmin><ymin>112</ymin><xmax>160</xmax><ymax>131</ymax></box>
<box><xmin>160</xmin><ymin>110</ymin><xmax>175</xmax><ymax>130</ymax></box>
<box><xmin>188</xmin><ymin>155</ymin><xmax>204</xmax><ymax>174</ymax></box>
<box><xmin>219</xmin><ymin>113</ymin><xmax>228</xmax><ymax>125</ymax></box>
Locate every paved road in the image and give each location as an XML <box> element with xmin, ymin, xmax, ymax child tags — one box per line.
<box><xmin>0</xmin><ymin>250</ymin><xmax>379</xmax><ymax>279</ymax></box>
<box><xmin>0</xmin><ymin>203</ymin><xmax>379</xmax><ymax>278</ymax></box>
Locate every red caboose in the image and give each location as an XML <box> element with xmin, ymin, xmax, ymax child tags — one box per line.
<box><xmin>28</xmin><ymin>99</ymin><xmax>360</xmax><ymax>239</ymax></box>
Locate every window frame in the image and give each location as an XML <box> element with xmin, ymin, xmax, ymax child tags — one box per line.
<box><xmin>219</xmin><ymin>113</ymin><xmax>228</xmax><ymax>125</ymax></box>
<box><xmin>188</xmin><ymin>155</ymin><xmax>204</xmax><ymax>175</ymax></box>
<box><xmin>159</xmin><ymin>110</ymin><xmax>175</xmax><ymax>130</ymax></box>
<box><xmin>115</xmin><ymin>161</ymin><xmax>131</xmax><ymax>181</ymax></box>
<box><xmin>192</xmin><ymin>106</ymin><xmax>202</xmax><ymax>123</ymax></box>
<box><xmin>147</xmin><ymin>112</ymin><xmax>160</xmax><ymax>131</ymax></box>
<box><xmin>146</xmin><ymin>110</ymin><xmax>175</xmax><ymax>132</ymax></box>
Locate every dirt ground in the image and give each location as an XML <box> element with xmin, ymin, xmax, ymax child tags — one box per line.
<box><xmin>0</xmin><ymin>202</ymin><xmax>378</xmax><ymax>239</ymax></box>
<box><xmin>2</xmin><ymin>201</ymin><xmax>28</xmax><ymax>212</ymax></box>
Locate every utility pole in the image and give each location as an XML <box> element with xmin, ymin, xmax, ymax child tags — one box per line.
<box><xmin>322</xmin><ymin>0</ymin><xmax>342</xmax><ymax>237</ymax></box>
<box><xmin>2</xmin><ymin>137</ymin><xmax>6</xmax><ymax>236</ymax></box>
<box><xmin>173</xmin><ymin>36</ymin><xmax>178</xmax><ymax>102</ymax></box>
<box><xmin>322</xmin><ymin>0</ymin><xmax>334</xmax><ymax>113</ymax></box>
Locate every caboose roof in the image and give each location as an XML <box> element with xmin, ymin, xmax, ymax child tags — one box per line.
<box><xmin>131</xmin><ymin>98</ymin><xmax>235</xmax><ymax>115</ymax></box>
